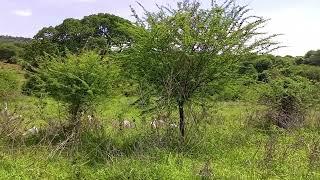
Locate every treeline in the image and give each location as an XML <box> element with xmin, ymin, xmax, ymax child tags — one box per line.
<box><xmin>22</xmin><ymin>13</ymin><xmax>133</xmax><ymax>68</ymax></box>
<box><xmin>0</xmin><ymin>35</ymin><xmax>31</xmax><ymax>43</ymax></box>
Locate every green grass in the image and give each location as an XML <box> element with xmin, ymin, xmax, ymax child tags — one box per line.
<box><xmin>1</xmin><ymin>66</ymin><xmax>320</xmax><ymax>179</ymax></box>
<box><xmin>1</xmin><ymin>97</ymin><xmax>320</xmax><ymax>179</ymax></box>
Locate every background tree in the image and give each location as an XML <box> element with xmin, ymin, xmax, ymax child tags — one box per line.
<box><xmin>302</xmin><ymin>50</ymin><xmax>320</xmax><ymax>66</ymax></box>
<box><xmin>0</xmin><ymin>35</ymin><xmax>30</xmax><ymax>43</ymax></box>
<box><xmin>23</xmin><ymin>13</ymin><xmax>134</xmax><ymax>68</ymax></box>
<box><xmin>124</xmin><ymin>0</ymin><xmax>280</xmax><ymax>137</ymax></box>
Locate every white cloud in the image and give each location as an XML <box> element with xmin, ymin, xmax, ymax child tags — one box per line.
<box><xmin>12</xmin><ymin>9</ymin><xmax>32</xmax><ymax>17</ymax></box>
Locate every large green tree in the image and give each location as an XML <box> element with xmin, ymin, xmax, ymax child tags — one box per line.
<box><xmin>124</xmin><ymin>0</ymin><xmax>280</xmax><ymax>137</ymax></box>
<box><xmin>23</xmin><ymin>13</ymin><xmax>134</xmax><ymax>67</ymax></box>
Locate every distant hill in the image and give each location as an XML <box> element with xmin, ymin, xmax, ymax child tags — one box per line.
<box><xmin>0</xmin><ymin>35</ymin><xmax>31</xmax><ymax>44</ymax></box>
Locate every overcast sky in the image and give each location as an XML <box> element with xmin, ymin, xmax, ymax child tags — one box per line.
<box><xmin>0</xmin><ymin>0</ymin><xmax>319</xmax><ymax>56</ymax></box>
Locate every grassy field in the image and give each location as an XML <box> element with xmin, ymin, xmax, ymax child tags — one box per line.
<box><xmin>0</xmin><ymin>63</ymin><xmax>320</xmax><ymax>179</ymax></box>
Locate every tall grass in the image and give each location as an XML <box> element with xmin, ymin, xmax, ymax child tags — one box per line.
<box><xmin>1</xmin><ymin>64</ymin><xmax>320</xmax><ymax>179</ymax></box>
<box><xmin>1</xmin><ymin>96</ymin><xmax>320</xmax><ymax>179</ymax></box>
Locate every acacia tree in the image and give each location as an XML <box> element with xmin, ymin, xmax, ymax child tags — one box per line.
<box><xmin>124</xmin><ymin>0</ymin><xmax>280</xmax><ymax>137</ymax></box>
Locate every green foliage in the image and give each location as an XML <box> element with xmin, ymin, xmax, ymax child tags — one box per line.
<box><xmin>126</xmin><ymin>0</ymin><xmax>279</xmax><ymax>100</ymax></box>
<box><xmin>217</xmin><ymin>82</ymin><xmax>243</xmax><ymax>101</ymax></box>
<box><xmin>22</xmin><ymin>13</ymin><xmax>134</xmax><ymax>68</ymax></box>
<box><xmin>0</xmin><ymin>43</ymin><xmax>24</xmax><ymax>63</ymax></box>
<box><xmin>275</xmin><ymin>55</ymin><xmax>296</xmax><ymax>67</ymax></box>
<box><xmin>294</xmin><ymin>65</ymin><xmax>320</xmax><ymax>82</ymax></box>
<box><xmin>0</xmin><ymin>44</ymin><xmax>16</xmax><ymax>60</ymax></box>
<box><xmin>0</xmin><ymin>35</ymin><xmax>29</xmax><ymax>64</ymax></box>
<box><xmin>22</xmin><ymin>39</ymin><xmax>60</xmax><ymax>68</ymax></box>
<box><xmin>124</xmin><ymin>0</ymin><xmax>279</xmax><ymax>136</ymax></box>
<box><xmin>262</xmin><ymin>77</ymin><xmax>313</xmax><ymax>106</ymax></box>
<box><xmin>0</xmin><ymin>35</ymin><xmax>31</xmax><ymax>44</ymax></box>
<box><xmin>255</xmin><ymin>57</ymin><xmax>272</xmax><ymax>73</ymax></box>
<box><xmin>25</xmin><ymin>52</ymin><xmax>118</xmax><ymax>120</ymax></box>
<box><xmin>257</xmin><ymin>71</ymin><xmax>270</xmax><ymax>83</ymax></box>
<box><xmin>238</xmin><ymin>61</ymin><xmax>257</xmax><ymax>75</ymax></box>
<box><xmin>1</xmin><ymin>100</ymin><xmax>320</xmax><ymax>179</ymax></box>
<box><xmin>303</xmin><ymin>50</ymin><xmax>320</xmax><ymax>66</ymax></box>
<box><xmin>259</xmin><ymin>77</ymin><xmax>317</xmax><ymax>128</ymax></box>
<box><xmin>294</xmin><ymin>49</ymin><xmax>320</xmax><ymax>66</ymax></box>
<box><xmin>1</xmin><ymin>57</ymin><xmax>320</xmax><ymax>178</ymax></box>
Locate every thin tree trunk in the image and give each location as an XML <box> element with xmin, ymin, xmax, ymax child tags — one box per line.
<box><xmin>68</xmin><ymin>103</ymin><xmax>82</xmax><ymax>149</ymax></box>
<box><xmin>70</xmin><ymin>103</ymin><xmax>81</xmax><ymax>132</ymax></box>
<box><xmin>178</xmin><ymin>101</ymin><xmax>185</xmax><ymax>137</ymax></box>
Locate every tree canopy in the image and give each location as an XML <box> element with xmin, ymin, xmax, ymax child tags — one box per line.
<box><xmin>123</xmin><ymin>0</ymin><xmax>280</xmax><ymax>137</ymax></box>
<box><xmin>26</xmin><ymin>52</ymin><xmax>118</xmax><ymax>128</ymax></box>
<box><xmin>303</xmin><ymin>50</ymin><xmax>320</xmax><ymax>66</ymax></box>
<box><xmin>23</xmin><ymin>13</ymin><xmax>134</xmax><ymax>67</ymax></box>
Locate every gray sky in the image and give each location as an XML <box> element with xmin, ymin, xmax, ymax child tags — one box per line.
<box><xmin>0</xmin><ymin>0</ymin><xmax>319</xmax><ymax>56</ymax></box>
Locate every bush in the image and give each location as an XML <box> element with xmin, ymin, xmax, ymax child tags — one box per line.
<box><xmin>238</xmin><ymin>61</ymin><xmax>256</xmax><ymax>75</ymax></box>
<box><xmin>294</xmin><ymin>65</ymin><xmax>320</xmax><ymax>82</ymax></box>
<box><xmin>255</xmin><ymin>58</ymin><xmax>272</xmax><ymax>73</ymax></box>
<box><xmin>0</xmin><ymin>43</ymin><xmax>23</xmax><ymax>64</ymax></box>
<box><xmin>257</xmin><ymin>71</ymin><xmax>270</xmax><ymax>83</ymax></box>
<box><xmin>24</xmin><ymin>52</ymin><xmax>118</xmax><ymax>131</ymax></box>
<box><xmin>260</xmin><ymin>77</ymin><xmax>314</xmax><ymax>129</ymax></box>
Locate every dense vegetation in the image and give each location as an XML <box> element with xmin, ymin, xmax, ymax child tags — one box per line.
<box><xmin>0</xmin><ymin>35</ymin><xmax>31</xmax><ymax>43</ymax></box>
<box><xmin>0</xmin><ymin>36</ymin><xmax>30</xmax><ymax>63</ymax></box>
<box><xmin>22</xmin><ymin>13</ymin><xmax>133</xmax><ymax>68</ymax></box>
<box><xmin>1</xmin><ymin>0</ymin><xmax>320</xmax><ymax>179</ymax></box>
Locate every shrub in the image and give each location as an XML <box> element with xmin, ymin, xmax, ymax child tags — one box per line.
<box><xmin>25</xmin><ymin>52</ymin><xmax>118</xmax><ymax>131</ymax></box>
<box><xmin>260</xmin><ymin>77</ymin><xmax>314</xmax><ymax>129</ymax></box>
<box><xmin>294</xmin><ymin>65</ymin><xmax>320</xmax><ymax>82</ymax></box>
<box><xmin>258</xmin><ymin>71</ymin><xmax>270</xmax><ymax>83</ymax></box>
<box><xmin>0</xmin><ymin>43</ymin><xmax>23</xmax><ymax>64</ymax></box>
<box><xmin>255</xmin><ymin>58</ymin><xmax>272</xmax><ymax>73</ymax></box>
<box><xmin>238</xmin><ymin>61</ymin><xmax>256</xmax><ymax>75</ymax></box>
